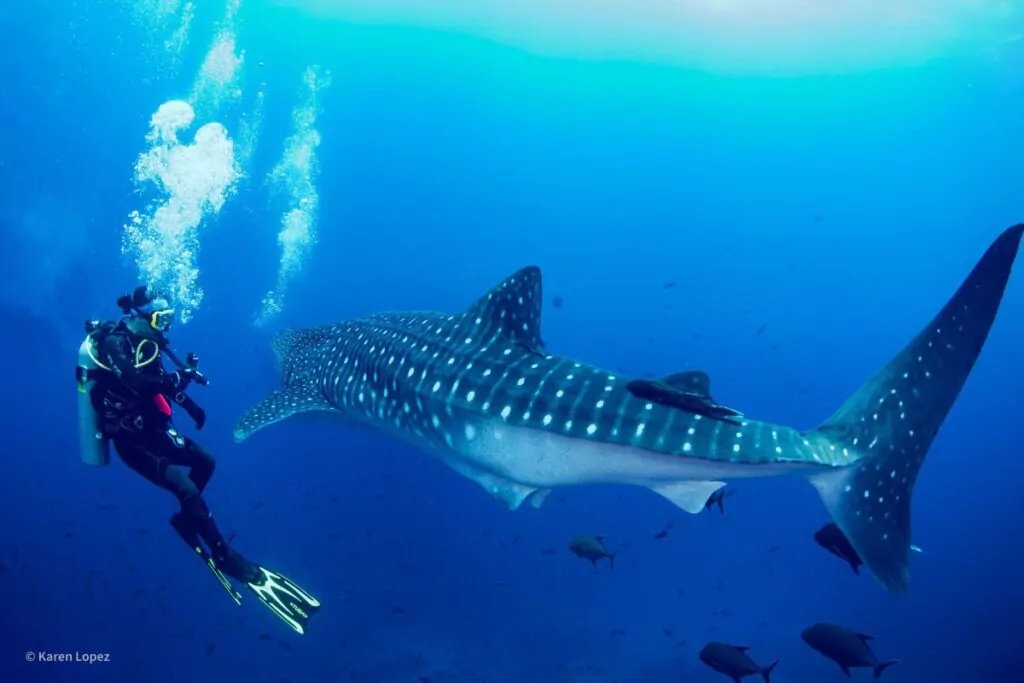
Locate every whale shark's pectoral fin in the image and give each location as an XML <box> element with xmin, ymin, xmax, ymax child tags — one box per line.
<box><xmin>650</xmin><ymin>481</ymin><xmax>727</xmax><ymax>514</ymax></box>
<box><xmin>234</xmin><ymin>383</ymin><xmax>334</xmax><ymax>443</ymax></box>
<box><xmin>529</xmin><ymin>489</ymin><xmax>553</xmax><ymax>509</ymax></box>
<box><xmin>627</xmin><ymin>377</ymin><xmax>743</xmax><ymax>422</ymax></box>
<box><xmin>444</xmin><ymin>460</ymin><xmax>545</xmax><ymax>510</ymax></box>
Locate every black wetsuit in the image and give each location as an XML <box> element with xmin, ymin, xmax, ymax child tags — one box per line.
<box><xmin>91</xmin><ymin>323</ymin><xmax>258</xmax><ymax>583</ymax></box>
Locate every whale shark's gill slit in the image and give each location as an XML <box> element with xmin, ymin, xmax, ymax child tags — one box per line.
<box><xmin>810</xmin><ymin>224</ymin><xmax>1024</xmax><ymax>593</ymax></box>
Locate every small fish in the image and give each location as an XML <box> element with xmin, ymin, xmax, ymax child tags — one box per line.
<box><xmin>552</xmin><ymin>295</ymin><xmax>564</xmax><ymax>309</ymax></box>
<box><xmin>653</xmin><ymin>528</ymin><xmax>669</xmax><ymax>540</ymax></box>
<box><xmin>815</xmin><ymin>523</ymin><xmax>921</xmax><ymax>575</ymax></box>
<box><xmin>813</xmin><ymin>522</ymin><xmax>863</xmax><ymax>575</ymax></box>
<box><xmin>801</xmin><ymin>623</ymin><xmax>898</xmax><ymax>679</ymax></box>
<box><xmin>705</xmin><ymin>488</ymin><xmax>736</xmax><ymax>514</ymax></box>
<box><xmin>699</xmin><ymin>642</ymin><xmax>778</xmax><ymax>683</ymax></box>
<box><xmin>568</xmin><ymin>535</ymin><xmax>618</xmax><ymax>570</ymax></box>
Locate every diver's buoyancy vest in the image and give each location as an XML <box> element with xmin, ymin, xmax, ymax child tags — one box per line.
<box><xmin>76</xmin><ymin>321</ymin><xmax>164</xmax><ymax>464</ymax></box>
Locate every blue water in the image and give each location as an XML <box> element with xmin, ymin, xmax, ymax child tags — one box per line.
<box><xmin>2</xmin><ymin>1</ymin><xmax>1022</xmax><ymax>681</ymax></box>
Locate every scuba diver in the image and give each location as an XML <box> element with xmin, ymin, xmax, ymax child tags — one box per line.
<box><xmin>76</xmin><ymin>285</ymin><xmax>320</xmax><ymax>635</ymax></box>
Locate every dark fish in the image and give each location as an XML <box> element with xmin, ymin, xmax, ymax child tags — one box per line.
<box><xmin>801</xmin><ymin>623</ymin><xmax>898</xmax><ymax>678</ymax></box>
<box><xmin>705</xmin><ymin>488</ymin><xmax>736</xmax><ymax>514</ymax></box>
<box><xmin>552</xmin><ymin>295</ymin><xmax>564</xmax><ymax>309</ymax></box>
<box><xmin>569</xmin><ymin>535</ymin><xmax>618</xmax><ymax>570</ymax></box>
<box><xmin>627</xmin><ymin>372</ymin><xmax>744</xmax><ymax>423</ymax></box>
<box><xmin>814</xmin><ymin>522</ymin><xmax>863</xmax><ymax>575</ymax></box>
<box><xmin>699</xmin><ymin>642</ymin><xmax>778</xmax><ymax>683</ymax></box>
<box><xmin>653</xmin><ymin>528</ymin><xmax>669</xmax><ymax>539</ymax></box>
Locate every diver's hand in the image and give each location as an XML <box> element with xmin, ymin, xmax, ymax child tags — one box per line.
<box><xmin>182</xmin><ymin>367</ymin><xmax>209</xmax><ymax>386</ymax></box>
<box><xmin>166</xmin><ymin>370</ymin><xmax>191</xmax><ymax>393</ymax></box>
<box><xmin>190</xmin><ymin>404</ymin><xmax>207</xmax><ymax>430</ymax></box>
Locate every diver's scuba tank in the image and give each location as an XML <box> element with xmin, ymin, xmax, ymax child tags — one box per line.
<box><xmin>76</xmin><ymin>320</ymin><xmax>110</xmax><ymax>467</ymax></box>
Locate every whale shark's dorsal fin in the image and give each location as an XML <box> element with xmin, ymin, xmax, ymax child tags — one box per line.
<box><xmin>465</xmin><ymin>266</ymin><xmax>546</xmax><ymax>355</ymax></box>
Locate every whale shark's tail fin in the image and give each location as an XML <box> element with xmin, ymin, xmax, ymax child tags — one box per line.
<box><xmin>809</xmin><ymin>225</ymin><xmax>1023</xmax><ymax>593</ymax></box>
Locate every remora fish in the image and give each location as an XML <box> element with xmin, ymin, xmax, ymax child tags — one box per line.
<box><xmin>814</xmin><ymin>522</ymin><xmax>864</xmax><ymax>575</ymax></box>
<box><xmin>235</xmin><ymin>225</ymin><xmax>1024</xmax><ymax>593</ymax></box>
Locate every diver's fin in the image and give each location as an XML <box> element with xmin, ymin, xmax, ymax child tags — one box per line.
<box><xmin>233</xmin><ymin>382</ymin><xmax>332</xmax><ymax>442</ymax></box>
<box><xmin>170</xmin><ymin>515</ymin><xmax>243</xmax><ymax>606</ymax></box>
<box><xmin>809</xmin><ymin>225</ymin><xmax>1023</xmax><ymax>593</ymax></box>
<box><xmin>204</xmin><ymin>554</ymin><xmax>243</xmax><ymax>605</ymax></box>
<box><xmin>247</xmin><ymin>565</ymin><xmax>321</xmax><ymax>635</ymax></box>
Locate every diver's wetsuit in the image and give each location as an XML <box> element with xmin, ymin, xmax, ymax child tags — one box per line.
<box><xmin>91</xmin><ymin>323</ymin><xmax>259</xmax><ymax>584</ymax></box>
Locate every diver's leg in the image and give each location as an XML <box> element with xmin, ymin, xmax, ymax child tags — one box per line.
<box><xmin>113</xmin><ymin>433</ymin><xmax>180</xmax><ymax>491</ymax></box>
<box><xmin>177</xmin><ymin>495</ymin><xmax>259</xmax><ymax>583</ymax></box>
<box><xmin>114</xmin><ymin>432</ymin><xmax>257</xmax><ymax>582</ymax></box>
<box><xmin>179</xmin><ymin>437</ymin><xmax>215</xmax><ymax>495</ymax></box>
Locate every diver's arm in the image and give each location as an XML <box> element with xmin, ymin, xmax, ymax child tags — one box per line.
<box><xmin>100</xmin><ymin>333</ymin><xmax>184</xmax><ymax>393</ymax></box>
<box><xmin>173</xmin><ymin>392</ymin><xmax>207</xmax><ymax>429</ymax></box>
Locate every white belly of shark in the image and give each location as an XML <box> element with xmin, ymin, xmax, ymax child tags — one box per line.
<box><xmin>449</xmin><ymin>420</ymin><xmax>814</xmax><ymax>513</ymax></box>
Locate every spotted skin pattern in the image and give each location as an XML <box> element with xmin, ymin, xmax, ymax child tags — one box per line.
<box><xmin>236</xmin><ymin>225</ymin><xmax>1023</xmax><ymax>593</ymax></box>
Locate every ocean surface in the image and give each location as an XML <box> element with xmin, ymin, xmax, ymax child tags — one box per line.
<box><xmin>1</xmin><ymin>1</ymin><xmax>1022</xmax><ymax>681</ymax></box>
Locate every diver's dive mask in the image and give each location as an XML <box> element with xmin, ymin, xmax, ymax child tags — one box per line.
<box><xmin>137</xmin><ymin>298</ymin><xmax>175</xmax><ymax>333</ymax></box>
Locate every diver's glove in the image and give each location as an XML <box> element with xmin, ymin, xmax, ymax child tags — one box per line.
<box><xmin>164</xmin><ymin>370</ymin><xmax>192</xmax><ymax>393</ymax></box>
<box><xmin>182</xmin><ymin>367</ymin><xmax>209</xmax><ymax>386</ymax></box>
<box><xmin>187</xmin><ymin>403</ymin><xmax>206</xmax><ymax>430</ymax></box>
<box><xmin>174</xmin><ymin>393</ymin><xmax>207</xmax><ymax>430</ymax></box>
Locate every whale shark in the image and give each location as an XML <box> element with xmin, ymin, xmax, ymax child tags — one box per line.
<box><xmin>235</xmin><ymin>224</ymin><xmax>1023</xmax><ymax>593</ymax></box>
